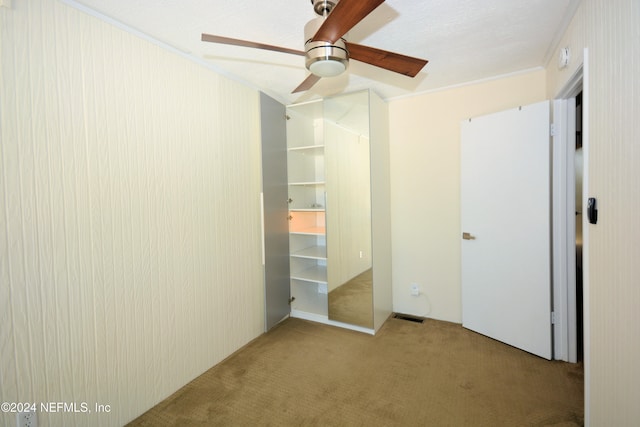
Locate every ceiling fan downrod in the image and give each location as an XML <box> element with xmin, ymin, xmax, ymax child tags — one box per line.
<box><xmin>312</xmin><ymin>0</ymin><xmax>338</xmax><ymax>17</ymax></box>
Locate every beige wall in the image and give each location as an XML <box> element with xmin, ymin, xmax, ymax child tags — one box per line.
<box><xmin>388</xmin><ymin>70</ymin><xmax>547</xmax><ymax>323</ymax></box>
<box><xmin>546</xmin><ymin>4</ymin><xmax>586</xmax><ymax>99</ymax></box>
<box><xmin>0</xmin><ymin>1</ymin><xmax>264</xmax><ymax>426</ymax></box>
<box><xmin>547</xmin><ymin>1</ymin><xmax>640</xmax><ymax>425</ymax></box>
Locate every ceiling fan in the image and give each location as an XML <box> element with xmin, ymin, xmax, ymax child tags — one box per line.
<box><xmin>201</xmin><ymin>0</ymin><xmax>428</xmax><ymax>93</ymax></box>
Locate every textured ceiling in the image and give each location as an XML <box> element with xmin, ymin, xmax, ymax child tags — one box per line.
<box><xmin>68</xmin><ymin>0</ymin><xmax>580</xmax><ymax>105</ymax></box>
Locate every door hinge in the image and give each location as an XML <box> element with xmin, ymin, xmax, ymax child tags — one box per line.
<box><xmin>288</xmin><ymin>296</ymin><xmax>295</xmax><ymax>305</ymax></box>
<box><xmin>551</xmin><ymin>311</ymin><xmax>556</xmax><ymax>324</ymax></box>
<box><xmin>550</xmin><ymin>123</ymin><xmax>556</xmax><ymax>137</ymax></box>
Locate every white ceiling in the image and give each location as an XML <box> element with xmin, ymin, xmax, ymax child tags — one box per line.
<box><xmin>69</xmin><ymin>0</ymin><xmax>580</xmax><ymax>105</ymax></box>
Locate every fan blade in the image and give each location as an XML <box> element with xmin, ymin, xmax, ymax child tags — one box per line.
<box><xmin>312</xmin><ymin>0</ymin><xmax>385</xmax><ymax>44</ymax></box>
<box><xmin>201</xmin><ymin>33</ymin><xmax>305</xmax><ymax>56</ymax></box>
<box><xmin>346</xmin><ymin>42</ymin><xmax>428</xmax><ymax>77</ymax></box>
<box><xmin>292</xmin><ymin>74</ymin><xmax>322</xmax><ymax>93</ymax></box>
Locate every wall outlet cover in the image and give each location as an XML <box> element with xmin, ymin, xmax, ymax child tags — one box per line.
<box><xmin>17</xmin><ymin>411</ymin><xmax>38</xmax><ymax>427</ymax></box>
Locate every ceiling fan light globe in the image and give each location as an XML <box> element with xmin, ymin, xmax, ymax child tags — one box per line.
<box><xmin>310</xmin><ymin>59</ymin><xmax>347</xmax><ymax>77</ymax></box>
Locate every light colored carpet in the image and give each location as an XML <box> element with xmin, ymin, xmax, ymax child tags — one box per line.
<box><xmin>127</xmin><ymin>317</ymin><xmax>583</xmax><ymax>426</ymax></box>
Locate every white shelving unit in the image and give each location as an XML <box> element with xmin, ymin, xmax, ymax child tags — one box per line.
<box><xmin>286</xmin><ymin>100</ymin><xmax>328</xmax><ymax>319</ymax></box>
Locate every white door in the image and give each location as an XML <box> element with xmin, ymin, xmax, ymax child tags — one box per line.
<box><xmin>461</xmin><ymin>101</ymin><xmax>552</xmax><ymax>359</ymax></box>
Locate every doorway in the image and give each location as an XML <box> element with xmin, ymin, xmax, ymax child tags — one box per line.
<box><xmin>552</xmin><ymin>64</ymin><xmax>586</xmax><ymax>364</ymax></box>
<box><xmin>575</xmin><ymin>91</ymin><xmax>584</xmax><ymax>361</ymax></box>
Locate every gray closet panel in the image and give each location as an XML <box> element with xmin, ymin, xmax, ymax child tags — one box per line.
<box><xmin>260</xmin><ymin>92</ymin><xmax>291</xmax><ymax>330</ymax></box>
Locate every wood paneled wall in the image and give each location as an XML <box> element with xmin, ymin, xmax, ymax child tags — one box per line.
<box><xmin>547</xmin><ymin>1</ymin><xmax>640</xmax><ymax>424</ymax></box>
<box><xmin>0</xmin><ymin>1</ymin><xmax>264</xmax><ymax>425</ymax></box>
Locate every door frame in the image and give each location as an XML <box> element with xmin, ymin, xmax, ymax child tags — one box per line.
<box><xmin>552</xmin><ymin>56</ymin><xmax>589</xmax><ymax>364</ymax></box>
<box><xmin>552</xmin><ymin>91</ymin><xmax>578</xmax><ymax>362</ymax></box>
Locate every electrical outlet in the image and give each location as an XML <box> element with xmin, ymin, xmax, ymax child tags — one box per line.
<box><xmin>410</xmin><ymin>283</ymin><xmax>420</xmax><ymax>296</ymax></box>
<box><xmin>16</xmin><ymin>411</ymin><xmax>38</xmax><ymax>427</ymax></box>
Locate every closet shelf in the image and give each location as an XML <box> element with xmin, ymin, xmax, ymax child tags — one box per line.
<box><xmin>290</xmin><ymin>265</ymin><xmax>327</xmax><ymax>284</ymax></box>
<box><xmin>291</xmin><ymin>246</ymin><xmax>327</xmax><ymax>260</ymax></box>
<box><xmin>288</xmin><ymin>181</ymin><xmax>325</xmax><ymax>186</ymax></box>
<box><xmin>289</xmin><ymin>226</ymin><xmax>325</xmax><ymax>235</ymax></box>
<box><xmin>288</xmin><ymin>145</ymin><xmax>324</xmax><ymax>152</ymax></box>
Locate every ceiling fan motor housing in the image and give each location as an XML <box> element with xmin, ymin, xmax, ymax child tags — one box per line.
<box><xmin>304</xmin><ymin>16</ymin><xmax>349</xmax><ymax>77</ymax></box>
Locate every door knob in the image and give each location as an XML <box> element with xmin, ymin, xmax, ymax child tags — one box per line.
<box><xmin>462</xmin><ymin>232</ymin><xmax>476</xmax><ymax>240</ymax></box>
